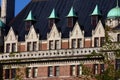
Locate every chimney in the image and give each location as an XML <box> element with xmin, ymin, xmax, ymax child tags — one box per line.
<box><xmin>48</xmin><ymin>8</ymin><xmax>59</xmax><ymax>29</ymax></box>
<box><xmin>66</xmin><ymin>7</ymin><xmax>77</xmax><ymax>27</ymax></box>
<box><xmin>91</xmin><ymin>5</ymin><xmax>102</xmax><ymax>27</ymax></box>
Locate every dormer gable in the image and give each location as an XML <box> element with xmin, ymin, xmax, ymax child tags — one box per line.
<box><xmin>5</xmin><ymin>27</ymin><xmax>18</xmax><ymax>41</ymax></box>
<box><xmin>70</xmin><ymin>22</ymin><xmax>84</xmax><ymax>38</ymax></box>
<box><xmin>92</xmin><ymin>20</ymin><xmax>105</xmax><ymax>37</ymax></box>
<box><xmin>25</xmin><ymin>25</ymin><xmax>39</xmax><ymax>40</ymax></box>
<box><xmin>47</xmin><ymin>23</ymin><xmax>61</xmax><ymax>40</ymax></box>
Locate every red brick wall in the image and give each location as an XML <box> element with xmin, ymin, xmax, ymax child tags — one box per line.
<box><xmin>18</xmin><ymin>45</ymin><xmax>25</xmax><ymax>52</ymax></box>
<box><xmin>84</xmin><ymin>40</ymin><xmax>92</xmax><ymax>48</ymax></box>
<box><xmin>62</xmin><ymin>42</ymin><xmax>69</xmax><ymax>49</ymax></box>
<box><xmin>60</xmin><ymin>65</ymin><xmax>70</xmax><ymax>76</ymax></box>
<box><xmin>41</xmin><ymin>43</ymin><xmax>47</xmax><ymax>50</ymax></box>
<box><xmin>38</xmin><ymin>66</ymin><xmax>48</xmax><ymax>77</ymax></box>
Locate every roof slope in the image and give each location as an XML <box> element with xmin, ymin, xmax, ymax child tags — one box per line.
<box><xmin>9</xmin><ymin>0</ymin><xmax>117</xmax><ymax>41</ymax></box>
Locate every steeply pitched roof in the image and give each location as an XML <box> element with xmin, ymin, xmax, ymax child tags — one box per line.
<box><xmin>9</xmin><ymin>0</ymin><xmax>117</xmax><ymax>41</ymax></box>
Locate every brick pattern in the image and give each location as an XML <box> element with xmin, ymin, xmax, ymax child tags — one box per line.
<box><xmin>84</xmin><ymin>40</ymin><xmax>92</xmax><ymax>48</ymax></box>
<box><xmin>62</xmin><ymin>42</ymin><xmax>69</xmax><ymax>49</ymax></box>
<box><xmin>18</xmin><ymin>45</ymin><xmax>25</xmax><ymax>52</ymax></box>
<box><xmin>41</xmin><ymin>43</ymin><xmax>47</xmax><ymax>50</ymax></box>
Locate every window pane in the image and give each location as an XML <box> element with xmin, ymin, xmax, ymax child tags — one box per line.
<box><xmin>49</xmin><ymin>41</ymin><xmax>53</xmax><ymax>50</ymax></box>
<box><xmin>48</xmin><ymin>66</ymin><xmax>53</xmax><ymax>77</ymax></box>
<box><xmin>26</xmin><ymin>68</ymin><xmax>31</xmax><ymax>78</ymax></box>
<box><xmin>100</xmin><ymin>37</ymin><xmax>105</xmax><ymax>47</ymax></box>
<box><xmin>33</xmin><ymin>67</ymin><xmax>38</xmax><ymax>78</ymax></box>
<box><xmin>93</xmin><ymin>64</ymin><xmax>98</xmax><ymax>74</ymax></box>
<box><xmin>78</xmin><ymin>39</ymin><xmax>82</xmax><ymax>48</ymax></box>
<box><xmin>94</xmin><ymin>37</ymin><xmax>99</xmax><ymax>47</ymax></box>
<box><xmin>100</xmin><ymin>64</ymin><xmax>104</xmax><ymax>74</ymax></box>
<box><xmin>78</xmin><ymin>65</ymin><xmax>82</xmax><ymax>75</ymax></box>
<box><xmin>6</xmin><ymin>44</ymin><xmax>10</xmax><ymax>53</ymax></box>
<box><xmin>33</xmin><ymin>42</ymin><xmax>37</xmax><ymax>51</ymax></box>
<box><xmin>11</xmin><ymin>69</ymin><xmax>16</xmax><ymax>79</ymax></box>
<box><xmin>12</xmin><ymin>43</ymin><xmax>16</xmax><ymax>52</ymax></box>
<box><xmin>55</xmin><ymin>66</ymin><xmax>60</xmax><ymax>76</ymax></box>
<box><xmin>71</xmin><ymin>65</ymin><xmax>76</xmax><ymax>76</ymax></box>
<box><xmin>5</xmin><ymin>69</ymin><xmax>10</xmax><ymax>79</ymax></box>
<box><xmin>27</xmin><ymin>42</ymin><xmax>31</xmax><ymax>51</ymax></box>
<box><xmin>72</xmin><ymin>39</ymin><xmax>76</xmax><ymax>48</ymax></box>
<box><xmin>55</xmin><ymin>40</ymin><xmax>59</xmax><ymax>49</ymax></box>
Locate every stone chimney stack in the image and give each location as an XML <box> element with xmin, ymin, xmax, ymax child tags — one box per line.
<box><xmin>1</xmin><ymin>0</ymin><xmax>15</xmax><ymax>24</ymax></box>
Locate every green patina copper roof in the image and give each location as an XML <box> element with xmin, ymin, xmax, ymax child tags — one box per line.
<box><xmin>91</xmin><ymin>5</ymin><xmax>101</xmax><ymax>15</ymax></box>
<box><xmin>25</xmin><ymin>11</ymin><xmax>36</xmax><ymax>21</ymax></box>
<box><xmin>0</xmin><ymin>20</ymin><xmax>4</xmax><ymax>27</ymax></box>
<box><xmin>107</xmin><ymin>0</ymin><xmax>120</xmax><ymax>18</ymax></box>
<box><xmin>67</xmin><ymin>7</ymin><xmax>77</xmax><ymax>17</ymax></box>
<box><xmin>48</xmin><ymin>9</ymin><xmax>58</xmax><ymax>18</ymax></box>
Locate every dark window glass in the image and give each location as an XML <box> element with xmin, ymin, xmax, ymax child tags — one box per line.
<box><xmin>55</xmin><ymin>66</ymin><xmax>60</xmax><ymax>76</ymax></box>
<box><xmin>48</xmin><ymin>66</ymin><xmax>53</xmax><ymax>77</ymax></box>
<box><xmin>6</xmin><ymin>44</ymin><xmax>10</xmax><ymax>53</ymax></box>
<box><xmin>12</xmin><ymin>43</ymin><xmax>16</xmax><ymax>52</ymax></box>
<box><xmin>33</xmin><ymin>42</ymin><xmax>37</xmax><ymax>51</ymax></box>
<box><xmin>94</xmin><ymin>37</ymin><xmax>99</xmax><ymax>47</ymax></box>
<box><xmin>72</xmin><ymin>39</ymin><xmax>76</xmax><ymax>48</ymax></box>
<box><xmin>5</xmin><ymin>69</ymin><xmax>10</xmax><ymax>79</ymax></box>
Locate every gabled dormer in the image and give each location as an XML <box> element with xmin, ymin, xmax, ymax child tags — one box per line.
<box><xmin>69</xmin><ymin>22</ymin><xmax>84</xmax><ymax>48</ymax></box>
<box><xmin>48</xmin><ymin>8</ymin><xmax>59</xmax><ymax>29</ymax></box>
<box><xmin>92</xmin><ymin>20</ymin><xmax>105</xmax><ymax>47</ymax></box>
<box><xmin>67</xmin><ymin>6</ymin><xmax>77</xmax><ymax>28</ymax></box>
<box><xmin>91</xmin><ymin>5</ymin><xmax>102</xmax><ymax>27</ymax></box>
<box><xmin>24</xmin><ymin>10</ymin><xmax>36</xmax><ymax>31</ymax></box>
<box><xmin>25</xmin><ymin>25</ymin><xmax>39</xmax><ymax>51</ymax></box>
<box><xmin>4</xmin><ymin>27</ymin><xmax>18</xmax><ymax>53</ymax></box>
<box><xmin>47</xmin><ymin>23</ymin><xmax>61</xmax><ymax>50</ymax></box>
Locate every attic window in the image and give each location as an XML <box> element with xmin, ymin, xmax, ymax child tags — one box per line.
<box><xmin>27</xmin><ymin>42</ymin><xmax>31</xmax><ymax>51</ymax></box>
<box><xmin>49</xmin><ymin>40</ymin><xmax>54</xmax><ymax>50</ymax></box>
<box><xmin>55</xmin><ymin>40</ymin><xmax>60</xmax><ymax>49</ymax></box>
<box><xmin>94</xmin><ymin>37</ymin><xmax>99</xmax><ymax>47</ymax></box>
<box><xmin>72</xmin><ymin>39</ymin><xmax>76</xmax><ymax>48</ymax></box>
<box><xmin>33</xmin><ymin>42</ymin><xmax>37</xmax><ymax>51</ymax></box>
<box><xmin>77</xmin><ymin>39</ymin><xmax>82</xmax><ymax>48</ymax></box>
<box><xmin>12</xmin><ymin>43</ymin><xmax>16</xmax><ymax>52</ymax></box>
<box><xmin>6</xmin><ymin>44</ymin><xmax>10</xmax><ymax>53</ymax></box>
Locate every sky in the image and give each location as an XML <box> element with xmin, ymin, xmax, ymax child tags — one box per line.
<box><xmin>15</xmin><ymin>0</ymin><xmax>30</xmax><ymax>15</ymax></box>
<box><xmin>0</xmin><ymin>0</ymin><xmax>30</xmax><ymax>16</ymax></box>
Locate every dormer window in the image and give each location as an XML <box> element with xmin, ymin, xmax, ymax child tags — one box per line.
<box><xmin>49</xmin><ymin>40</ymin><xmax>60</xmax><ymax>50</ymax></box>
<box><xmin>27</xmin><ymin>41</ymin><xmax>38</xmax><ymax>51</ymax></box>
<box><xmin>5</xmin><ymin>43</ymin><xmax>17</xmax><ymax>53</ymax></box>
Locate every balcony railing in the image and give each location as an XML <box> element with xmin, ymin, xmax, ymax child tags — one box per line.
<box><xmin>0</xmin><ymin>48</ymin><xmax>100</xmax><ymax>60</ymax></box>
